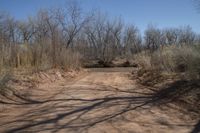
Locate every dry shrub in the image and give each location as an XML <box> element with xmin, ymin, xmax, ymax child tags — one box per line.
<box><xmin>186</xmin><ymin>45</ymin><xmax>200</xmax><ymax>79</ymax></box>
<box><xmin>134</xmin><ymin>51</ymin><xmax>152</xmax><ymax>69</ymax></box>
<box><xmin>135</xmin><ymin>45</ymin><xmax>200</xmax><ymax>80</ymax></box>
<box><xmin>0</xmin><ymin>71</ymin><xmax>12</xmax><ymax>96</ymax></box>
<box><xmin>0</xmin><ymin>43</ymin><xmax>82</xmax><ymax>72</ymax></box>
<box><xmin>57</xmin><ymin>48</ymin><xmax>82</xmax><ymax>70</ymax></box>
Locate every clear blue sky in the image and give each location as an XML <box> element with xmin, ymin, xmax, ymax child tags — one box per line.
<box><xmin>0</xmin><ymin>0</ymin><xmax>199</xmax><ymax>34</ymax></box>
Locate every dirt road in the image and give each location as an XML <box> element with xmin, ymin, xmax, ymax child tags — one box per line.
<box><xmin>0</xmin><ymin>68</ymin><xmax>198</xmax><ymax>133</ymax></box>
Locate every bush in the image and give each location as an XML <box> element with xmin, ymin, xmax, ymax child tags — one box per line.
<box><xmin>135</xmin><ymin>45</ymin><xmax>200</xmax><ymax>80</ymax></box>
<box><xmin>0</xmin><ymin>44</ymin><xmax>82</xmax><ymax>72</ymax></box>
<box><xmin>134</xmin><ymin>51</ymin><xmax>152</xmax><ymax>69</ymax></box>
<box><xmin>57</xmin><ymin>48</ymin><xmax>82</xmax><ymax>70</ymax></box>
<box><xmin>0</xmin><ymin>71</ymin><xmax>11</xmax><ymax>96</ymax></box>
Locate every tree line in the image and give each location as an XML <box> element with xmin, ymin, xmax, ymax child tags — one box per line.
<box><xmin>0</xmin><ymin>2</ymin><xmax>200</xmax><ymax>70</ymax></box>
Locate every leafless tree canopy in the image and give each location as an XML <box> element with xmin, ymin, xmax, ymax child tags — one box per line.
<box><xmin>0</xmin><ymin>2</ymin><xmax>199</xmax><ymax>70</ymax></box>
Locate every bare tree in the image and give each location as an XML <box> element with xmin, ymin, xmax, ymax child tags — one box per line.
<box><xmin>123</xmin><ymin>25</ymin><xmax>141</xmax><ymax>55</ymax></box>
<box><xmin>144</xmin><ymin>25</ymin><xmax>162</xmax><ymax>51</ymax></box>
<box><xmin>2</xmin><ymin>14</ymin><xmax>19</xmax><ymax>67</ymax></box>
<box><xmin>178</xmin><ymin>26</ymin><xmax>195</xmax><ymax>45</ymax></box>
<box><xmin>57</xmin><ymin>1</ymin><xmax>92</xmax><ymax>49</ymax></box>
<box><xmin>42</xmin><ymin>9</ymin><xmax>60</xmax><ymax>67</ymax></box>
<box><xmin>85</xmin><ymin>13</ymin><xmax>123</xmax><ymax>65</ymax></box>
<box><xmin>17</xmin><ymin>18</ymin><xmax>36</xmax><ymax>44</ymax></box>
<box><xmin>111</xmin><ymin>18</ymin><xmax>123</xmax><ymax>55</ymax></box>
<box><xmin>163</xmin><ymin>28</ymin><xmax>179</xmax><ymax>45</ymax></box>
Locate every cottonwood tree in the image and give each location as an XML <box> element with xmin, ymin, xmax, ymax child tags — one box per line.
<box><xmin>178</xmin><ymin>26</ymin><xmax>195</xmax><ymax>45</ymax></box>
<box><xmin>34</xmin><ymin>11</ymin><xmax>49</xmax><ymax>42</ymax></box>
<box><xmin>42</xmin><ymin>9</ymin><xmax>60</xmax><ymax>67</ymax></box>
<box><xmin>17</xmin><ymin>18</ymin><xmax>36</xmax><ymax>44</ymax></box>
<box><xmin>28</xmin><ymin>10</ymin><xmax>52</xmax><ymax>67</ymax></box>
<box><xmin>0</xmin><ymin>13</ymin><xmax>7</xmax><ymax>68</ymax></box>
<box><xmin>144</xmin><ymin>25</ymin><xmax>162</xmax><ymax>51</ymax></box>
<box><xmin>2</xmin><ymin>15</ymin><xmax>19</xmax><ymax>67</ymax></box>
<box><xmin>111</xmin><ymin>18</ymin><xmax>123</xmax><ymax>55</ymax></box>
<box><xmin>85</xmin><ymin>13</ymin><xmax>123</xmax><ymax>65</ymax></box>
<box><xmin>57</xmin><ymin>2</ymin><xmax>92</xmax><ymax>49</ymax></box>
<box><xmin>123</xmin><ymin>25</ymin><xmax>141</xmax><ymax>56</ymax></box>
<box><xmin>163</xmin><ymin>28</ymin><xmax>179</xmax><ymax>45</ymax></box>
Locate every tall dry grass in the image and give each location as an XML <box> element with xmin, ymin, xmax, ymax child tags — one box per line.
<box><xmin>135</xmin><ymin>44</ymin><xmax>200</xmax><ymax>80</ymax></box>
<box><xmin>0</xmin><ymin>70</ymin><xmax>12</xmax><ymax>96</ymax></box>
<box><xmin>0</xmin><ymin>44</ymin><xmax>82</xmax><ymax>73</ymax></box>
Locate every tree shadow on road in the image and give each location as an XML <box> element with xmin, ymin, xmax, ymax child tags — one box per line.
<box><xmin>190</xmin><ymin>120</ymin><xmax>200</xmax><ymax>133</ymax></box>
<box><xmin>0</xmin><ymin>80</ymin><xmax>199</xmax><ymax>133</ymax></box>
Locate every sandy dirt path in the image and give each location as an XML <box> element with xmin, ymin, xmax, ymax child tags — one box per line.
<box><xmin>0</xmin><ymin>68</ymin><xmax>198</xmax><ymax>133</ymax></box>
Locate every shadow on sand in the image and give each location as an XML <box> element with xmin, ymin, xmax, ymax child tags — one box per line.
<box><xmin>0</xmin><ymin>80</ymin><xmax>199</xmax><ymax>133</ymax></box>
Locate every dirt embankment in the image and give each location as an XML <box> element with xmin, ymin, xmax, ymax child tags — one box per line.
<box><xmin>134</xmin><ymin>68</ymin><xmax>200</xmax><ymax>117</ymax></box>
<box><xmin>0</xmin><ymin>69</ymin><xmax>84</xmax><ymax>108</ymax></box>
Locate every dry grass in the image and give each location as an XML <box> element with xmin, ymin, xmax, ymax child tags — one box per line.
<box><xmin>57</xmin><ymin>49</ymin><xmax>82</xmax><ymax>70</ymax></box>
<box><xmin>0</xmin><ymin>44</ymin><xmax>82</xmax><ymax>73</ymax></box>
<box><xmin>135</xmin><ymin>45</ymin><xmax>200</xmax><ymax>80</ymax></box>
<box><xmin>0</xmin><ymin>70</ymin><xmax>12</xmax><ymax>96</ymax></box>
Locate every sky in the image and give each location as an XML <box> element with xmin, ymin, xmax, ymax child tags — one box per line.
<box><xmin>0</xmin><ymin>0</ymin><xmax>199</xmax><ymax>34</ymax></box>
